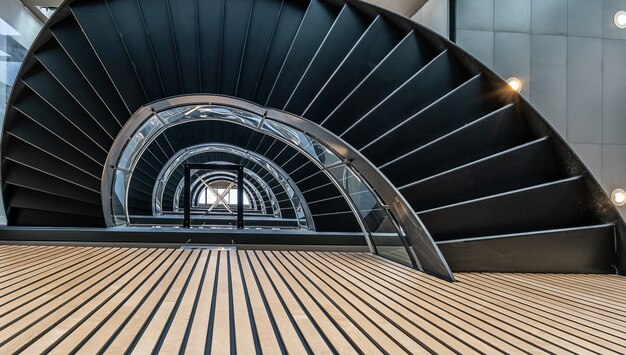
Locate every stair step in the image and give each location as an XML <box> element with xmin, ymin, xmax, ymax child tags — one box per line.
<box><xmin>12</xmin><ymin>91</ymin><xmax>108</xmax><ymax>163</ymax></box>
<box><xmin>8</xmin><ymin>208</ymin><xmax>105</xmax><ymax>227</ymax></box>
<box><xmin>22</xmin><ymin>64</ymin><xmax>114</xmax><ymax>150</ymax></box>
<box><xmin>322</xmin><ymin>30</ymin><xmax>438</xmax><ymax>134</ymax></box>
<box><xmin>50</xmin><ymin>16</ymin><xmax>130</xmax><ymax>122</ymax></box>
<box><xmin>107</xmin><ymin>0</ymin><xmax>166</xmax><ymax>100</ymax></box>
<box><xmin>71</xmin><ymin>0</ymin><xmax>147</xmax><ymax>111</ymax></box>
<box><xmin>220</xmin><ymin>0</ymin><xmax>255</xmax><ymax>96</ymax></box>
<box><xmin>7</xmin><ymin>186</ymin><xmax>103</xmax><ymax>218</ymax></box>
<box><xmin>4</xmin><ymin>162</ymin><xmax>101</xmax><ymax>205</ymax></box>
<box><xmin>7</xmin><ymin>115</ymin><xmax>102</xmax><ymax>177</ymax></box>
<box><xmin>419</xmin><ymin>176</ymin><xmax>594</xmax><ymax>241</ymax></box>
<box><xmin>361</xmin><ymin>74</ymin><xmax>504</xmax><ymax>166</ymax></box>
<box><xmin>237</xmin><ymin>0</ymin><xmax>294</xmax><ymax>100</ymax></box>
<box><xmin>4</xmin><ymin>138</ymin><xmax>101</xmax><ymax>192</ymax></box>
<box><xmin>284</xmin><ymin>3</ymin><xmax>371</xmax><ymax>114</ymax></box>
<box><xmin>382</xmin><ymin>103</ymin><xmax>530</xmax><ymax>187</ymax></box>
<box><xmin>341</xmin><ymin>49</ymin><xmax>469</xmax><ymax>148</ymax></box>
<box><xmin>266</xmin><ymin>0</ymin><xmax>339</xmax><ymax>108</ymax></box>
<box><xmin>437</xmin><ymin>224</ymin><xmax>617</xmax><ymax>273</ymax></box>
<box><xmin>252</xmin><ymin>0</ymin><xmax>307</xmax><ymax>103</ymax></box>
<box><xmin>35</xmin><ymin>40</ymin><xmax>121</xmax><ymax>137</ymax></box>
<box><xmin>303</xmin><ymin>15</ymin><xmax>404</xmax><ymax>122</ymax></box>
<box><xmin>402</xmin><ymin>137</ymin><xmax>561</xmax><ymax>211</ymax></box>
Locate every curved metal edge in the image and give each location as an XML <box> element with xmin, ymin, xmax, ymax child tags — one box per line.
<box><xmin>266</xmin><ymin>108</ymin><xmax>454</xmax><ymax>281</ymax></box>
<box><xmin>102</xmin><ymin>95</ymin><xmax>454</xmax><ymax>281</ymax></box>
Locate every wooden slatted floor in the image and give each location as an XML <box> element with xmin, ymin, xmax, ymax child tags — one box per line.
<box><xmin>0</xmin><ymin>245</ymin><xmax>625</xmax><ymax>354</ymax></box>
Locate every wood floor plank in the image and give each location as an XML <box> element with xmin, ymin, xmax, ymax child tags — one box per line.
<box><xmin>0</xmin><ymin>247</ymin><xmax>109</xmax><ymax>298</ymax></box>
<box><xmin>229</xmin><ymin>251</ymin><xmax>257</xmax><ymax>355</ymax></box>
<box><xmin>158</xmin><ymin>250</ymin><xmax>209</xmax><ymax>354</ymax></box>
<box><xmin>282</xmin><ymin>251</ymin><xmax>418</xmax><ymax>354</ymax></box>
<box><xmin>101</xmin><ymin>250</ymin><xmax>192</xmax><ymax>354</ymax></box>
<box><xmin>22</xmin><ymin>249</ymin><xmax>170</xmax><ymax>354</ymax></box>
<box><xmin>0</xmin><ymin>248</ymin><xmax>125</xmax><ymax>321</ymax></box>
<box><xmin>317</xmin><ymin>252</ymin><xmax>500</xmax><ymax>354</ymax></box>
<box><xmin>236</xmin><ymin>251</ymin><xmax>282</xmax><ymax>354</ymax></box>
<box><xmin>345</xmin><ymin>253</ymin><xmax>567</xmax><ymax>354</ymax></box>
<box><xmin>494</xmin><ymin>273</ymin><xmax>626</xmax><ymax>315</ymax></box>
<box><xmin>460</xmin><ymin>273</ymin><xmax>626</xmax><ymax>336</ymax></box>
<box><xmin>72</xmin><ymin>249</ymin><xmax>184</xmax><ymax>354</ymax></box>
<box><xmin>348</xmin><ymin>254</ymin><xmax>626</xmax><ymax>354</ymax></box>
<box><xmin>263</xmin><ymin>250</ymin><xmax>359</xmax><ymax>354</ymax></box>
<box><xmin>0</xmin><ymin>248</ymin><xmax>155</xmax><ymax>352</ymax></box>
<box><xmin>0</xmin><ymin>247</ymin><xmax>94</xmax><ymax>288</ymax></box>
<box><xmin>484</xmin><ymin>273</ymin><xmax>626</xmax><ymax>324</ymax></box>
<box><xmin>184</xmin><ymin>250</ymin><xmax>219</xmax><ymax>354</ymax></box>
<box><xmin>472</xmin><ymin>273</ymin><xmax>626</xmax><ymax>328</ymax></box>
<box><xmin>130</xmin><ymin>250</ymin><xmax>200</xmax><ymax>354</ymax></box>
<box><xmin>253</xmin><ymin>251</ymin><xmax>333</xmax><ymax>354</ymax></box>
<box><xmin>245</xmin><ymin>250</ymin><xmax>309</xmax><ymax>354</ymax></box>
<box><xmin>0</xmin><ymin>246</ymin><xmax>43</xmax><ymax>262</ymax></box>
<box><xmin>0</xmin><ymin>245</ymin><xmax>625</xmax><ymax>354</ymax></box>
<box><xmin>0</xmin><ymin>248</ymin><xmax>141</xmax><ymax>346</ymax></box>
<box><xmin>208</xmin><ymin>251</ymin><xmax>232</xmax><ymax>355</ymax></box>
<box><xmin>302</xmin><ymin>252</ymin><xmax>463</xmax><ymax>355</ymax></box>
<box><xmin>269</xmin><ymin>251</ymin><xmax>381</xmax><ymax>355</ymax></box>
<box><xmin>0</xmin><ymin>246</ymin><xmax>57</xmax><ymax>269</ymax></box>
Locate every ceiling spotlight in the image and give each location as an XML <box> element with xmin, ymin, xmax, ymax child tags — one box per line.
<box><xmin>615</xmin><ymin>11</ymin><xmax>626</xmax><ymax>28</ymax></box>
<box><xmin>506</xmin><ymin>77</ymin><xmax>522</xmax><ymax>92</ymax></box>
<box><xmin>611</xmin><ymin>188</ymin><xmax>626</xmax><ymax>206</ymax></box>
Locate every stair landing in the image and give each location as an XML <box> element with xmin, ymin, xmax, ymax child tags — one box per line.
<box><xmin>0</xmin><ymin>245</ymin><xmax>625</xmax><ymax>353</ymax></box>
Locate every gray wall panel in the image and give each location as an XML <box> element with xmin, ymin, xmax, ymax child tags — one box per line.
<box><xmin>603</xmin><ymin>39</ymin><xmax>626</xmax><ymax>144</ymax></box>
<box><xmin>456</xmin><ymin>0</ymin><xmax>626</xmax><ymax>217</ymax></box>
<box><xmin>417</xmin><ymin>0</ymin><xmax>449</xmax><ymax>37</ymax></box>
<box><xmin>457</xmin><ymin>0</ymin><xmax>494</xmax><ymax>31</ymax></box>
<box><xmin>567</xmin><ymin>37</ymin><xmax>603</xmax><ymax>143</ymax></box>
<box><xmin>495</xmin><ymin>0</ymin><xmax>530</xmax><ymax>32</ymax></box>
<box><xmin>572</xmin><ymin>143</ymin><xmax>603</xmax><ymax>181</ymax></box>
<box><xmin>604</xmin><ymin>0</ymin><xmax>626</xmax><ymax>40</ymax></box>
<box><xmin>530</xmin><ymin>35</ymin><xmax>567</xmax><ymax>133</ymax></box>
<box><xmin>568</xmin><ymin>0</ymin><xmax>603</xmax><ymax>37</ymax></box>
<box><xmin>456</xmin><ymin>29</ymin><xmax>495</xmax><ymax>68</ymax></box>
<box><xmin>531</xmin><ymin>0</ymin><xmax>568</xmax><ymax>35</ymax></box>
<box><xmin>602</xmin><ymin>144</ymin><xmax>626</xmax><ymax>192</ymax></box>
<box><xmin>494</xmin><ymin>32</ymin><xmax>531</xmax><ymax>97</ymax></box>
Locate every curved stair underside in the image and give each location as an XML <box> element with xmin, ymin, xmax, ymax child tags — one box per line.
<box><xmin>2</xmin><ymin>0</ymin><xmax>624</xmax><ymax>275</ymax></box>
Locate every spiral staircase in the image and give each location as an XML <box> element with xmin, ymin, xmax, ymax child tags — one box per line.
<box><xmin>1</xmin><ymin>0</ymin><xmax>624</xmax><ymax>280</ymax></box>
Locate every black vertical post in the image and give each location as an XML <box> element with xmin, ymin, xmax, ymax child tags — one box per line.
<box><xmin>449</xmin><ymin>0</ymin><xmax>457</xmax><ymax>42</ymax></box>
<box><xmin>183</xmin><ymin>165</ymin><xmax>191</xmax><ymax>228</ymax></box>
<box><xmin>237</xmin><ymin>165</ymin><xmax>244</xmax><ymax>229</ymax></box>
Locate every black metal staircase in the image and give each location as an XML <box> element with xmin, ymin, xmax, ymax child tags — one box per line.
<box><xmin>1</xmin><ymin>0</ymin><xmax>623</xmax><ymax>274</ymax></box>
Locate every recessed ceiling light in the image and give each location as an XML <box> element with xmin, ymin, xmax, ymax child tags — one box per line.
<box><xmin>0</xmin><ymin>18</ymin><xmax>19</xmax><ymax>36</ymax></box>
<box><xmin>506</xmin><ymin>77</ymin><xmax>522</xmax><ymax>92</ymax></box>
<box><xmin>611</xmin><ymin>188</ymin><xmax>626</xmax><ymax>206</ymax></box>
<box><xmin>615</xmin><ymin>11</ymin><xmax>626</xmax><ymax>29</ymax></box>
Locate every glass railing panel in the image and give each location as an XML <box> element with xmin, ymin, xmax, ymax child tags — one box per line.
<box><xmin>326</xmin><ymin>164</ymin><xmax>412</xmax><ymax>265</ymax></box>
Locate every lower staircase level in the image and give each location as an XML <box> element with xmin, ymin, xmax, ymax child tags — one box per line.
<box><xmin>0</xmin><ymin>245</ymin><xmax>625</xmax><ymax>354</ymax></box>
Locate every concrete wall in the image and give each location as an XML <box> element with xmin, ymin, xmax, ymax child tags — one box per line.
<box><xmin>366</xmin><ymin>0</ymin><xmax>428</xmax><ymax>17</ymax></box>
<box><xmin>411</xmin><ymin>0</ymin><xmax>450</xmax><ymax>38</ymax></box>
<box><xmin>456</xmin><ymin>0</ymin><xmax>626</xmax><ymax>216</ymax></box>
<box><xmin>363</xmin><ymin>0</ymin><xmax>450</xmax><ymax>38</ymax></box>
<box><xmin>0</xmin><ymin>0</ymin><xmax>42</xmax><ymax>224</ymax></box>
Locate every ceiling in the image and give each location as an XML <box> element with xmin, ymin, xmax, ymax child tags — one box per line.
<box><xmin>20</xmin><ymin>0</ymin><xmax>62</xmax><ymax>22</ymax></box>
